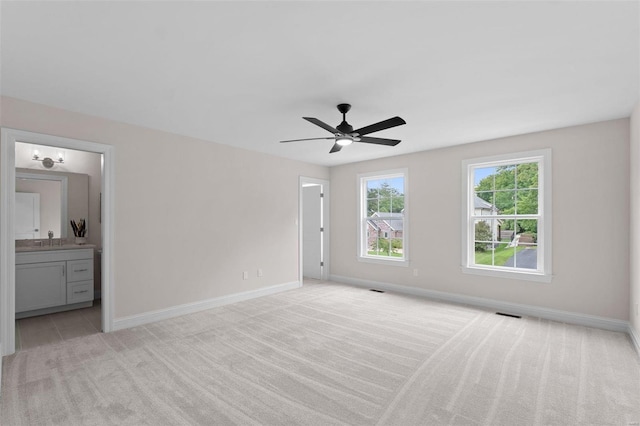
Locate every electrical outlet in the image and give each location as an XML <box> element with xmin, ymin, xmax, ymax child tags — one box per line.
<box><xmin>243</xmin><ymin>271</ymin><xmax>248</xmax><ymax>280</ymax></box>
<box><xmin>413</xmin><ymin>268</ymin><xmax>418</xmax><ymax>277</ymax></box>
<box><xmin>257</xmin><ymin>268</ymin><xmax>263</xmax><ymax>277</ymax></box>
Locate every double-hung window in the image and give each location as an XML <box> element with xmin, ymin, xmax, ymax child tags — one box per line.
<box><xmin>358</xmin><ymin>169</ymin><xmax>408</xmax><ymax>265</ymax></box>
<box><xmin>462</xmin><ymin>150</ymin><xmax>551</xmax><ymax>282</ymax></box>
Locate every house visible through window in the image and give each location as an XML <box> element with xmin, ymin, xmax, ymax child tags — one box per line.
<box><xmin>462</xmin><ymin>150</ymin><xmax>551</xmax><ymax>281</ymax></box>
<box><xmin>359</xmin><ymin>170</ymin><xmax>408</xmax><ymax>265</ymax></box>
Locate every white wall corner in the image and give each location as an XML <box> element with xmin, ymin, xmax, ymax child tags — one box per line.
<box><xmin>112</xmin><ymin>281</ymin><xmax>301</xmax><ymax>331</ymax></box>
<box><xmin>329</xmin><ymin>274</ymin><xmax>630</xmax><ymax>333</ymax></box>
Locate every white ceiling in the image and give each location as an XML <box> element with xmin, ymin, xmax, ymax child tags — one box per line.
<box><xmin>1</xmin><ymin>1</ymin><xmax>638</xmax><ymax>167</ymax></box>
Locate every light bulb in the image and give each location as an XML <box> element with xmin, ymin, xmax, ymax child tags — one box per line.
<box><xmin>336</xmin><ymin>137</ymin><xmax>353</xmax><ymax>146</ymax></box>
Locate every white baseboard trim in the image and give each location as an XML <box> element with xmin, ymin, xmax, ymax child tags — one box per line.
<box><xmin>329</xmin><ymin>274</ymin><xmax>630</xmax><ymax>333</ymax></box>
<box><xmin>113</xmin><ymin>281</ymin><xmax>301</xmax><ymax>331</ymax></box>
<box><xmin>629</xmin><ymin>324</ymin><xmax>640</xmax><ymax>357</ymax></box>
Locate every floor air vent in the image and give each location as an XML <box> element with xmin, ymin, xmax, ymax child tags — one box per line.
<box><xmin>369</xmin><ymin>289</ymin><xmax>385</xmax><ymax>293</ymax></box>
<box><xmin>496</xmin><ymin>312</ymin><xmax>521</xmax><ymax>319</ymax></box>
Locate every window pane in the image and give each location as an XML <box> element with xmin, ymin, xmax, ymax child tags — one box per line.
<box><xmin>474</xmin><ymin>192</ymin><xmax>495</xmax><ymax>215</ymax></box>
<box><xmin>366</xmin><ymin>177</ymin><xmax>404</xmax><ymax>215</ymax></box>
<box><xmin>516</xmin><ymin>189</ymin><xmax>538</xmax><ymax>214</ymax></box>
<box><xmin>516</xmin><ymin>219</ymin><xmax>538</xmax><ymax>244</ymax></box>
<box><xmin>367</xmin><ymin>198</ymin><xmax>378</xmax><ymax>216</ymax></box>
<box><xmin>511</xmin><ymin>244</ymin><xmax>538</xmax><ymax>270</ymax></box>
<box><xmin>495</xmin><ymin>190</ymin><xmax>515</xmax><ymax>214</ymax></box>
<box><xmin>367</xmin><ymin>219</ymin><xmax>403</xmax><ymax>258</ymax></box>
<box><xmin>494</xmin><ymin>165</ymin><xmax>516</xmax><ymax>190</ymax></box>
<box><xmin>474</xmin><ymin>219</ymin><xmax>497</xmax><ymax>243</ymax></box>
<box><xmin>516</xmin><ymin>162</ymin><xmax>538</xmax><ymax>189</ymax></box>
<box><xmin>474</xmin><ymin>167</ymin><xmax>497</xmax><ymax>190</ymax></box>
<box><xmin>378</xmin><ymin>196</ymin><xmax>392</xmax><ymax>213</ymax></box>
<box><xmin>474</xmin><ymin>247</ymin><xmax>494</xmax><ymax>266</ymax></box>
<box><xmin>391</xmin><ymin>195</ymin><xmax>404</xmax><ymax>213</ymax></box>
<box><xmin>474</xmin><ymin>217</ymin><xmax>495</xmax><ymax>266</ymax></box>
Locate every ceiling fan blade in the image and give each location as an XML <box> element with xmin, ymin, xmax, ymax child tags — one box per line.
<box><xmin>303</xmin><ymin>117</ymin><xmax>340</xmax><ymax>134</ymax></box>
<box><xmin>329</xmin><ymin>143</ymin><xmax>343</xmax><ymax>153</ymax></box>
<box><xmin>357</xmin><ymin>136</ymin><xmax>402</xmax><ymax>146</ymax></box>
<box><xmin>280</xmin><ymin>137</ymin><xmax>334</xmax><ymax>143</ymax></box>
<box><xmin>353</xmin><ymin>116</ymin><xmax>406</xmax><ymax>136</ymax></box>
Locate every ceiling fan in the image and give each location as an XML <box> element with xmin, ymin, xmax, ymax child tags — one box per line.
<box><xmin>280</xmin><ymin>103</ymin><xmax>406</xmax><ymax>153</ymax></box>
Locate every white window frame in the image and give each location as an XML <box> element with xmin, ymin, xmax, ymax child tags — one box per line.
<box><xmin>358</xmin><ymin>169</ymin><xmax>409</xmax><ymax>266</ymax></box>
<box><xmin>461</xmin><ymin>149</ymin><xmax>552</xmax><ymax>282</ymax></box>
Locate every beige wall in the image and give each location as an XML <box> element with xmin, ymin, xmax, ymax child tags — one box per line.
<box><xmin>331</xmin><ymin>118</ymin><xmax>630</xmax><ymax>321</ymax></box>
<box><xmin>1</xmin><ymin>96</ymin><xmax>329</xmax><ymax>318</ymax></box>
<box><xmin>631</xmin><ymin>103</ymin><xmax>640</xmax><ymax>336</ymax></box>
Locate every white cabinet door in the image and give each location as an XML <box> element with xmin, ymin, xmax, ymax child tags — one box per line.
<box><xmin>16</xmin><ymin>261</ymin><xmax>66</xmax><ymax>313</ymax></box>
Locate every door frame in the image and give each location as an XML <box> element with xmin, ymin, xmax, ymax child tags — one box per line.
<box><xmin>0</xmin><ymin>128</ymin><xmax>115</xmax><ymax>356</ymax></box>
<box><xmin>298</xmin><ymin>177</ymin><xmax>330</xmax><ymax>283</ymax></box>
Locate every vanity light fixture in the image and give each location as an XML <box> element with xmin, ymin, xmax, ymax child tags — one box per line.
<box><xmin>32</xmin><ymin>149</ymin><xmax>65</xmax><ymax>168</ymax></box>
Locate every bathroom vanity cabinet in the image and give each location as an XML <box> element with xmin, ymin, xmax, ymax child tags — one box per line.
<box><xmin>16</xmin><ymin>248</ymin><xmax>94</xmax><ymax>318</ymax></box>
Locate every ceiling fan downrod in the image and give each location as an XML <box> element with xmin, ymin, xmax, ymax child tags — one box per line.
<box><xmin>336</xmin><ymin>103</ymin><xmax>354</xmax><ymax>134</ymax></box>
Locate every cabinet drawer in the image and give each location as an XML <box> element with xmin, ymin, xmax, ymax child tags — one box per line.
<box><xmin>67</xmin><ymin>280</ymin><xmax>93</xmax><ymax>304</ymax></box>
<box><xmin>67</xmin><ymin>259</ymin><xmax>93</xmax><ymax>282</ymax></box>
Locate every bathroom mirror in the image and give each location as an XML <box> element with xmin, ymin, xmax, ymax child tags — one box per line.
<box><xmin>15</xmin><ymin>169</ymin><xmax>89</xmax><ymax>240</ymax></box>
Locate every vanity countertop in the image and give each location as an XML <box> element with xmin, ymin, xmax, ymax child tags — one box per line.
<box><xmin>16</xmin><ymin>244</ymin><xmax>97</xmax><ymax>253</ymax></box>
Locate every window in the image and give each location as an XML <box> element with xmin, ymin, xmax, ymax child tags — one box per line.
<box><xmin>462</xmin><ymin>150</ymin><xmax>551</xmax><ymax>281</ymax></box>
<box><xmin>358</xmin><ymin>169</ymin><xmax>408</xmax><ymax>265</ymax></box>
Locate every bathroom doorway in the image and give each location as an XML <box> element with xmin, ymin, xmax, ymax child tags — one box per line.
<box><xmin>14</xmin><ymin>142</ymin><xmax>103</xmax><ymax>351</ymax></box>
<box><xmin>1</xmin><ymin>129</ymin><xmax>115</xmax><ymax>356</ymax></box>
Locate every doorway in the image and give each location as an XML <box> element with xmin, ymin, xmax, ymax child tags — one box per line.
<box><xmin>0</xmin><ymin>128</ymin><xmax>114</xmax><ymax>356</ymax></box>
<box><xmin>299</xmin><ymin>177</ymin><xmax>330</xmax><ymax>283</ymax></box>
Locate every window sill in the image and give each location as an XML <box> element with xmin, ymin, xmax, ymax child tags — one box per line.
<box><xmin>461</xmin><ymin>265</ymin><xmax>552</xmax><ymax>283</ymax></box>
<box><xmin>358</xmin><ymin>256</ymin><xmax>409</xmax><ymax>267</ymax></box>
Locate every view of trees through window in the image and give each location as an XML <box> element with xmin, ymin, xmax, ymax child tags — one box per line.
<box><xmin>473</xmin><ymin>162</ymin><xmax>539</xmax><ymax>270</ymax></box>
<box><xmin>365</xmin><ymin>176</ymin><xmax>404</xmax><ymax>258</ymax></box>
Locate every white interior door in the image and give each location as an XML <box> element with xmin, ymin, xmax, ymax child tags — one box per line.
<box><xmin>303</xmin><ymin>185</ymin><xmax>323</xmax><ymax>280</ymax></box>
<box><xmin>15</xmin><ymin>192</ymin><xmax>40</xmax><ymax>239</ymax></box>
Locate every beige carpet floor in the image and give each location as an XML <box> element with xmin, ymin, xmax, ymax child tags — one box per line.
<box><xmin>1</xmin><ymin>280</ymin><xmax>639</xmax><ymax>425</ymax></box>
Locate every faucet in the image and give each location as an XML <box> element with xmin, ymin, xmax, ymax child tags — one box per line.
<box><xmin>48</xmin><ymin>230</ymin><xmax>53</xmax><ymax>247</ymax></box>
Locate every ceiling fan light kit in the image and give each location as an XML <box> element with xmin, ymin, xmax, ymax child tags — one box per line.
<box><xmin>280</xmin><ymin>103</ymin><xmax>406</xmax><ymax>154</ymax></box>
<box><xmin>335</xmin><ymin>136</ymin><xmax>353</xmax><ymax>146</ymax></box>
